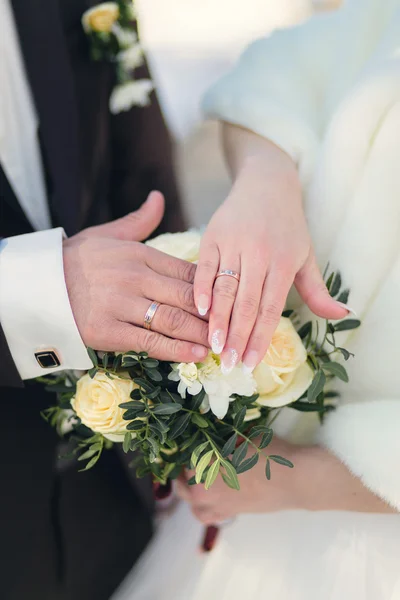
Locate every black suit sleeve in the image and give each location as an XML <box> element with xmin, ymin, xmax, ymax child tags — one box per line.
<box><xmin>0</xmin><ymin>323</ymin><xmax>23</xmax><ymax>388</ymax></box>
<box><xmin>109</xmin><ymin>58</ymin><xmax>186</xmax><ymax>235</ymax></box>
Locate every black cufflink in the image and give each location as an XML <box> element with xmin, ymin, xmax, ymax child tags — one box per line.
<box><xmin>35</xmin><ymin>349</ymin><xmax>61</xmax><ymax>369</ymax></box>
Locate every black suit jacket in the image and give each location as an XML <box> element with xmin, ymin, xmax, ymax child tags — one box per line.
<box><xmin>0</xmin><ymin>1</ymin><xmax>184</xmax><ymax>598</ymax></box>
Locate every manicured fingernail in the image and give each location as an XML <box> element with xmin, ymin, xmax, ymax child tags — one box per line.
<box><xmin>192</xmin><ymin>345</ymin><xmax>208</xmax><ymax>359</ymax></box>
<box><xmin>337</xmin><ymin>302</ymin><xmax>357</xmax><ymax>317</ymax></box>
<box><xmin>221</xmin><ymin>348</ymin><xmax>238</xmax><ymax>375</ymax></box>
<box><xmin>197</xmin><ymin>294</ymin><xmax>209</xmax><ymax>317</ymax></box>
<box><xmin>242</xmin><ymin>351</ymin><xmax>258</xmax><ymax>375</ymax></box>
<box><xmin>211</xmin><ymin>329</ymin><xmax>225</xmax><ymax>354</ymax></box>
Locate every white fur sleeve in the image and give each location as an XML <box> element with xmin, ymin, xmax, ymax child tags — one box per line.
<box><xmin>319</xmin><ymin>400</ymin><xmax>400</xmax><ymax>510</ymax></box>
<box><xmin>203</xmin><ymin>0</ymin><xmax>394</xmax><ymax>185</ymax></box>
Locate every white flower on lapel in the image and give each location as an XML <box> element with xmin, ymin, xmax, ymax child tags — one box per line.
<box><xmin>109</xmin><ymin>79</ymin><xmax>154</xmax><ymax>114</ymax></box>
<box><xmin>117</xmin><ymin>43</ymin><xmax>144</xmax><ymax>71</ymax></box>
<box><xmin>82</xmin><ymin>2</ymin><xmax>120</xmax><ymax>34</ymax></box>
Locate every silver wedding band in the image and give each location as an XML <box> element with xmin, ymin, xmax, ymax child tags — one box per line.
<box><xmin>215</xmin><ymin>269</ymin><xmax>240</xmax><ymax>283</ymax></box>
<box><xmin>143</xmin><ymin>301</ymin><xmax>161</xmax><ymax>330</ymax></box>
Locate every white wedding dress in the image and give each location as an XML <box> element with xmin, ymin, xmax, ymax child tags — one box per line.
<box><xmin>113</xmin><ymin>2</ymin><xmax>400</xmax><ymax>598</ymax></box>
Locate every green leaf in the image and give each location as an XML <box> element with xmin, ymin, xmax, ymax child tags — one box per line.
<box><xmin>337</xmin><ymin>347</ymin><xmax>353</xmax><ymax>361</ymax></box>
<box><xmin>307</xmin><ymin>370</ymin><xmax>326</xmax><ymax>403</ymax></box>
<box><xmin>123</xmin><ymin>432</ymin><xmax>131</xmax><ymax>453</ymax></box>
<box><xmin>191</xmin><ymin>388</ymin><xmax>206</xmax><ymax>411</ymax></box>
<box><xmin>88</xmin><ymin>367</ymin><xmax>98</xmax><ymax>379</ymax></box>
<box><xmin>191</xmin><ymin>441</ymin><xmax>210</xmax><ymax>468</ymax></box>
<box><xmin>121</xmin><ymin>357</ymin><xmax>138</xmax><ymax>367</ymax></box>
<box><xmin>78</xmin><ymin>453</ymin><xmax>101</xmax><ymax>472</ymax></box>
<box><xmin>234</xmin><ymin>406</ymin><xmax>247</xmax><ymax>429</ymax></box>
<box><xmin>290</xmin><ymin>400</ymin><xmax>328</xmax><ymax>413</ymax></box>
<box><xmin>102</xmin><ymin>352</ymin><xmax>109</xmax><ymax>369</ymax></box>
<box><xmin>265</xmin><ymin>458</ymin><xmax>271</xmax><ymax>480</ymax></box>
<box><xmin>297</xmin><ymin>321</ymin><xmax>312</xmax><ymax>340</ymax></box>
<box><xmin>152</xmin><ymin>403</ymin><xmax>182</xmax><ymax>415</ymax></box>
<box><xmin>145</xmin><ymin>386</ymin><xmax>162</xmax><ymax>400</ymax></box>
<box><xmin>130</xmin><ymin>389</ymin><xmax>142</xmax><ymax>400</ymax></box>
<box><xmin>259</xmin><ymin>429</ymin><xmax>273</xmax><ymax>449</ymax></box>
<box><xmin>87</xmin><ymin>347</ymin><xmax>98</xmax><ymax>367</ymax></box>
<box><xmin>333</xmin><ymin>319</ymin><xmax>361</xmax><ymax>332</ymax></box>
<box><xmin>236</xmin><ymin>452</ymin><xmax>259</xmax><ymax>474</ymax></box>
<box><xmin>127</xmin><ymin>420</ymin><xmax>145</xmax><ymax>431</ymax></box>
<box><xmin>322</xmin><ymin>361</ymin><xmax>349</xmax><ymax>382</ymax></box>
<box><xmin>282</xmin><ymin>309</ymin><xmax>294</xmax><ymax>318</ymax></box>
<box><xmin>337</xmin><ymin>289</ymin><xmax>350</xmax><ymax>304</ymax></box>
<box><xmin>180</xmin><ymin>431</ymin><xmax>199</xmax><ymax>452</ymax></box>
<box><xmin>77</xmin><ymin>442</ymin><xmax>101</xmax><ymax>462</ymax></box>
<box><xmin>145</xmin><ymin>368</ymin><xmax>163</xmax><ymax>382</ymax></box>
<box><xmin>248</xmin><ymin>426</ymin><xmax>269</xmax><ymax>439</ymax></box>
<box><xmin>195</xmin><ymin>450</ymin><xmax>214</xmax><ymax>484</ymax></box>
<box><xmin>169</xmin><ymin>413</ymin><xmax>191</xmax><ymax>440</ymax></box>
<box><xmin>142</xmin><ymin>358</ymin><xmax>159</xmax><ymax>369</ymax></box>
<box><xmin>133</xmin><ymin>378</ymin><xmax>154</xmax><ymax>393</ymax></box>
<box><xmin>325</xmin><ymin>272</ymin><xmax>334</xmax><ymax>291</ymax></box>
<box><xmin>329</xmin><ymin>272</ymin><xmax>342</xmax><ymax>297</ymax></box>
<box><xmin>221</xmin><ymin>433</ymin><xmax>238</xmax><ymax>458</ymax></box>
<box><xmin>119</xmin><ymin>400</ymin><xmax>144</xmax><ymax>410</ymax></box>
<box><xmin>269</xmin><ymin>455</ymin><xmax>294</xmax><ymax>468</ymax></box>
<box><xmin>205</xmin><ymin>460</ymin><xmax>220</xmax><ymax>490</ymax></box>
<box><xmin>113</xmin><ymin>354</ymin><xmax>122</xmax><ymax>370</ymax></box>
<box><xmin>191</xmin><ymin>413</ymin><xmax>209</xmax><ymax>428</ymax></box>
<box><xmin>232</xmin><ymin>442</ymin><xmax>248</xmax><ymax>468</ymax></box>
<box><xmin>222</xmin><ymin>460</ymin><xmax>240</xmax><ymax>490</ymax></box>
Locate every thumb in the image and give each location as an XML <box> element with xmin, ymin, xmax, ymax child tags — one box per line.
<box><xmin>91</xmin><ymin>191</ymin><xmax>165</xmax><ymax>241</ymax></box>
<box><xmin>295</xmin><ymin>250</ymin><xmax>351</xmax><ymax>320</ymax></box>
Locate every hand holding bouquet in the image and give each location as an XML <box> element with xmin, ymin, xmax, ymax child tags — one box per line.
<box><xmin>40</xmin><ymin>232</ymin><xmax>359</xmax><ymax>491</ymax></box>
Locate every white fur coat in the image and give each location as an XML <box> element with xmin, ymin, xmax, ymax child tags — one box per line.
<box><xmin>204</xmin><ymin>0</ymin><xmax>400</xmax><ymax>509</ymax></box>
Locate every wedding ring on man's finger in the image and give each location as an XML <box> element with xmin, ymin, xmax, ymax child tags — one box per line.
<box><xmin>143</xmin><ymin>301</ymin><xmax>161</xmax><ymax>330</ymax></box>
<box><xmin>215</xmin><ymin>269</ymin><xmax>240</xmax><ymax>283</ymax></box>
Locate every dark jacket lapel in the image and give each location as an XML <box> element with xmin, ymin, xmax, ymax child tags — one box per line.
<box><xmin>11</xmin><ymin>0</ymin><xmax>81</xmax><ymax>235</ymax></box>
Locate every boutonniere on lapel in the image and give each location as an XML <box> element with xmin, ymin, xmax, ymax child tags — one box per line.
<box><xmin>82</xmin><ymin>1</ymin><xmax>153</xmax><ymax>114</ymax></box>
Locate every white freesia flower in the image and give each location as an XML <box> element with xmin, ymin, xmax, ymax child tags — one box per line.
<box><xmin>146</xmin><ymin>230</ymin><xmax>202</xmax><ymax>263</ymax></box>
<box><xmin>118</xmin><ymin>43</ymin><xmax>144</xmax><ymax>71</ymax></box>
<box><xmin>111</xmin><ymin>23</ymin><xmax>137</xmax><ymax>47</ymax></box>
<box><xmin>109</xmin><ymin>79</ymin><xmax>153</xmax><ymax>114</ymax></box>
<box><xmin>198</xmin><ymin>353</ymin><xmax>257</xmax><ymax>419</ymax></box>
<box><xmin>168</xmin><ymin>363</ymin><xmax>203</xmax><ymax>398</ymax></box>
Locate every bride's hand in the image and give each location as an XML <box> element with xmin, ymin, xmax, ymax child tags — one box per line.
<box><xmin>177</xmin><ymin>438</ymin><xmax>394</xmax><ymax>524</ymax></box>
<box><xmin>194</xmin><ymin>126</ymin><xmax>350</xmax><ymax>374</ymax></box>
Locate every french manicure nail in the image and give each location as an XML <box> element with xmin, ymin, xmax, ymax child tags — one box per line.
<box><xmin>211</xmin><ymin>329</ymin><xmax>225</xmax><ymax>354</ymax></box>
<box><xmin>197</xmin><ymin>294</ymin><xmax>209</xmax><ymax>317</ymax></box>
<box><xmin>337</xmin><ymin>302</ymin><xmax>358</xmax><ymax>317</ymax></box>
<box><xmin>242</xmin><ymin>351</ymin><xmax>258</xmax><ymax>375</ymax></box>
<box><xmin>192</xmin><ymin>345</ymin><xmax>208</xmax><ymax>359</ymax></box>
<box><xmin>221</xmin><ymin>348</ymin><xmax>239</xmax><ymax>375</ymax></box>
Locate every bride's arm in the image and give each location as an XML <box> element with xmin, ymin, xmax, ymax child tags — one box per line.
<box><xmin>178</xmin><ymin>434</ymin><xmax>397</xmax><ymax>525</ymax></box>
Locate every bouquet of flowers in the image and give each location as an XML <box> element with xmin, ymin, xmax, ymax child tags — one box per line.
<box><xmin>40</xmin><ymin>232</ymin><xmax>360</xmax><ymax>491</ymax></box>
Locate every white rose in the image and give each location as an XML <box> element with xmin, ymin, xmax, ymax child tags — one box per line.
<box><xmin>168</xmin><ymin>363</ymin><xmax>203</xmax><ymax>398</ymax></box>
<box><xmin>254</xmin><ymin>318</ymin><xmax>314</xmax><ymax>408</ymax></box>
<box><xmin>71</xmin><ymin>371</ymin><xmax>141</xmax><ymax>442</ymax></box>
<box><xmin>146</xmin><ymin>231</ymin><xmax>202</xmax><ymax>263</ymax></box>
<box><xmin>82</xmin><ymin>3</ymin><xmax>119</xmax><ymax>33</ymax></box>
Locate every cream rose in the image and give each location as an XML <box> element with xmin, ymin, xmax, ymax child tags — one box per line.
<box><xmin>82</xmin><ymin>3</ymin><xmax>120</xmax><ymax>33</ymax></box>
<box><xmin>254</xmin><ymin>318</ymin><xmax>314</xmax><ymax>408</ymax></box>
<box><xmin>146</xmin><ymin>231</ymin><xmax>202</xmax><ymax>263</ymax></box>
<box><xmin>71</xmin><ymin>371</ymin><xmax>140</xmax><ymax>442</ymax></box>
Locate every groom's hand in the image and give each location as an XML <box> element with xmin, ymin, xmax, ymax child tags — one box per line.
<box><xmin>63</xmin><ymin>191</ymin><xmax>209</xmax><ymax>362</ymax></box>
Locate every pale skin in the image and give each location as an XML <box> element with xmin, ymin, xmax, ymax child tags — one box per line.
<box><xmin>194</xmin><ymin>124</ymin><xmax>351</xmax><ymax>375</ymax></box>
<box><xmin>177</xmin><ymin>437</ymin><xmax>396</xmax><ymax>525</ymax></box>
<box><xmin>63</xmin><ymin>191</ymin><xmax>209</xmax><ymax>362</ymax></box>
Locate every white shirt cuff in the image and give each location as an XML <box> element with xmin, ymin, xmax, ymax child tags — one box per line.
<box><xmin>0</xmin><ymin>228</ymin><xmax>93</xmax><ymax>380</ymax></box>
